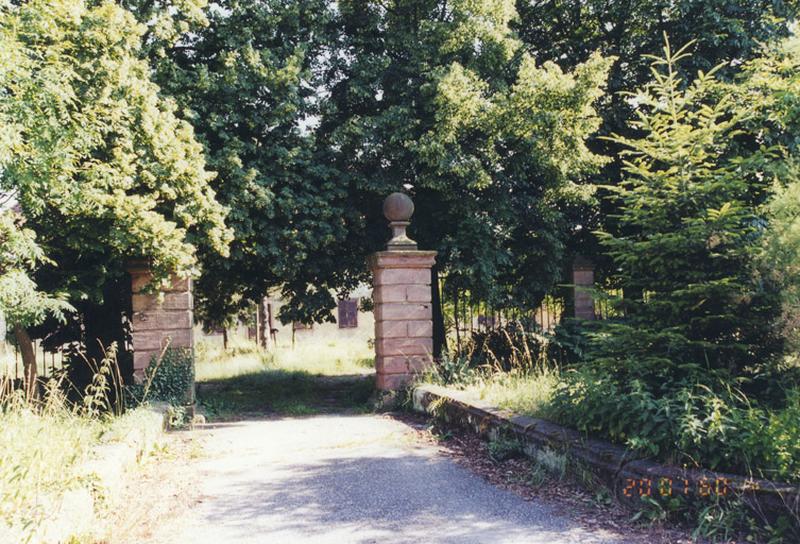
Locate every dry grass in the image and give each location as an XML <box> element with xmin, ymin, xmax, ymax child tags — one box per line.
<box><xmin>464</xmin><ymin>369</ymin><xmax>559</xmax><ymax>417</ymax></box>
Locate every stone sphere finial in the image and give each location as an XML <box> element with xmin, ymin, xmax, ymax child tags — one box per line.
<box><xmin>382</xmin><ymin>192</ymin><xmax>417</xmax><ymax>251</ymax></box>
<box><xmin>383</xmin><ymin>192</ymin><xmax>414</xmax><ymax>222</ymax></box>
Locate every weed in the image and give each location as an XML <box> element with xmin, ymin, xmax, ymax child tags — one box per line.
<box><xmin>534</xmin><ymin>447</ymin><xmax>567</xmax><ymax>480</ymax></box>
<box><xmin>488</xmin><ymin>434</ymin><xmax>525</xmax><ymax>462</ymax></box>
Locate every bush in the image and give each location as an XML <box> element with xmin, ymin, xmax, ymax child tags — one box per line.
<box><xmin>550</xmin><ymin>366</ymin><xmax>800</xmax><ymax>482</ymax></box>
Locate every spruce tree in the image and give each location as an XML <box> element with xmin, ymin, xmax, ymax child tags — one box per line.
<box><xmin>590</xmin><ymin>39</ymin><xmax>783</xmax><ymax>389</ymax></box>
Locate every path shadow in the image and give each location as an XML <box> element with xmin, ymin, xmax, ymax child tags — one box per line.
<box><xmin>196</xmin><ymin>369</ymin><xmax>376</xmax><ymax>421</ymax></box>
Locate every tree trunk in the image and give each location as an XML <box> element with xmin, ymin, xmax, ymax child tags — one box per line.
<box><xmin>222</xmin><ymin>328</ymin><xmax>228</xmax><ymax>350</ymax></box>
<box><xmin>14</xmin><ymin>325</ymin><xmax>36</xmax><ymax>399</ymax></box>
<box><xmin>431</xmin><ymin>266</ymin><xmax>447</xmax><ymax>360</ymax></box>
<box><xmin>266</xmin><ymin>302</ymin><xmax>276</xmax><ymax>347</ymax></box>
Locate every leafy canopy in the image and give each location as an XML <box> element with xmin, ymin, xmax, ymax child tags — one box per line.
<box><xmin>0</xmin><ymin>0</ymin><xmax>231</xmax><ymax>304</ymax></box>
<box><xmin>150</xmin><ymin>0</ymin><xmax>614</xmax><ymax>326</ymax></box>
<box><xmin>322</xmin><ymin>0</ymin><xmax>613</xmax><ymax>311</ymax></box>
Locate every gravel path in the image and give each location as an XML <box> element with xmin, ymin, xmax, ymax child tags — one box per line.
<box><xmin>153</xmin><ymin>413</ymin><xmax>636</xmax><ymax>544</ymax></box>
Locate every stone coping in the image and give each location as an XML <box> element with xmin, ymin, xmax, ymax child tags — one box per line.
<box><xmin>412</xmin><ymin>384</ymin><xmax>800</xmax><ymax>517</ymax></box>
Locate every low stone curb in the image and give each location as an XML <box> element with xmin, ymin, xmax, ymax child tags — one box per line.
<box><xmin>412</xmin><ymin>384</ymin><xmax>800</xmax><ymax>517</ymax></box>
<box><xmin>37</xmin><ymin>403</ymin><xmax>169</xmax><ymax>544</ymax></box>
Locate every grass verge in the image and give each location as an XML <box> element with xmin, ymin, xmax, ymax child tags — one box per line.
<box><xmin>0</xmin><ymin>390</ymin><xmax>164</xmax><ymax>543</ymax></box>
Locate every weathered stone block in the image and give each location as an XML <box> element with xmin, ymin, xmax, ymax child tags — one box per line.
<box><xmin>131</xmin><ymin>330</ymin><xmax>165</xmax><ymax>352</ymax></box>
<box><xmin>377</xmin><ymin>355</ymin><xmax>431</xmax><ymax>374</ymax></box>
<box><xmin>369</xmin><ymin>251</ymin><xmax>437</xmax><ymax>270</ymax></box>
<box><xmin>374</xmin><ymin>303</ymin><xmax>431</xmax><ymax>321</ymax></box>
<box><xmin>376</xmin><ymin>372</ymin><xmax>413</xmax><ymax>390</ymax></box>
<box><xmin>131</xmin><ymin>310</ymin><xmax>192</xmax><ymax>332</ymax></box>
<box><xmin>573</xmin><ymin>270</ymin><xmax>594</xmax><ymax>285</ymax></box>
<box><xmin>130</xmin><ymin>271</ymin><xmax>154</xmax><ymax>294</ymax></box>
<box><xmin>162</xmin><ymin>292</ymin><xmax>193</xmax><ymax>310</ymax></box>
<box><xmin>166</xmin><ymin>328</ymin><xmax>193</xmax><ymax>348</ymax></box>
<box><xmin>374</xmin><ymin>268</ymin><xmax>431</xmax><ymax>287</ymax></box>
<box><xmin>407</xmin><ymin>320</ymin><xmax>433</xmax><ymax>338</ymax></box>
<box><xmin>405</xmin><ymin>285</ymin><xmax>432</xmax><ymax>302</ymax></box>
<box><xmin>133</xmin><ymin>350</ymin><xmax>157</xmax><ymax>372</ymax></box>
<box><xmin>373</xmin><ymin>285</ymin><xmax>407</xmax><ymax>303</ymax></box>
<box><xmin>132</xmin><ymin>292</ymin><xmax>193</xmax><ymax>313</ymax></box>
<box><xmin>131</xmin><ymin>293</ymin><xmax>158</xmax><ymax>313</ymax></box>
<box><xmin>376</xmin><ymin>337</ymin><xmax>433</xmax><ymax>357</ymax></box>
<box><xmin>375</xmin><ymin>320</ymin><xmax>407</xmax><ymax>338</ymax></box>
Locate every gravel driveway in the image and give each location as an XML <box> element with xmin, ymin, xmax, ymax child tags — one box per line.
<box><xmin>153</xmin><ymin>413</ymin><xmax>635</xmax><ymax>544</ymax></box>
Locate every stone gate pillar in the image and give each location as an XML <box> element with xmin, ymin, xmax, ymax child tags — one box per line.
<box><xmin>571</xmin><ymin>255</ymin><xmax>595</xmax><ymax>320</ymax></box>
<box><xmin>127</xmin><ymin>261</ymin><xmax>194</xmax><ymax>380</ymax></box>
<box><xmin>369</xmin><ymin>193</ymin><xmax>437</xmax><ymax>391</ymax></box>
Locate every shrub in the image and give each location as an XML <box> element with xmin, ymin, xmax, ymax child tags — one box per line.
<box><xmin>465</xmin><ymin>319</ymin><xmax>549</xmax><ymax>372</ymax></box>
<box><xmin>126</xmin><ymin>348</ymin><xmax>194</xmax><ymax>407</ymax></box>
<box><xmin>550</xmin><ymin>366</ymin><xmax>800</xmax><ymax>482</ymax></box>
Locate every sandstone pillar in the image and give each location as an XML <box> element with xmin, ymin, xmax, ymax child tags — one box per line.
<box><xmin>127</xmin><ymin>261</ymin><xmax>194</xmax><ymax>380</ymax></box>
<box><xmin>369</xmin><ymin>193</ymin><xmax>437</xmax><ymax>391</ymax></box>
<box><xmin>571</xmin><ymin>255</ymin><xmax>595</xmax><ymax>320</ymax></box>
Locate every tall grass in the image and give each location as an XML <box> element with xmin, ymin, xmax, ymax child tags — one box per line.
<box><xmin>195</xmin><ymin>336</ymin><xmax>374</xmax><ymax>382</ymax></box>
<box><xmin>420</xmin><ymin>322</ymin><xmax>560</xmax><ymax>418</ymax></box>
<box><xmin>0</xmin><ymin>383</ymin><xmax>101</xmax><ymax>541</ymax></box>
<box><xmin>0</xmin><ymin>343</ymin><xmax>154</xmax><ymax>543</ymax></box>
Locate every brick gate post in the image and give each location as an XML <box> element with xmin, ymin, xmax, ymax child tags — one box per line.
<box><xmin>369</xmin><ymin>193</ymin><xmax>437</xmax><ymax>391</ymax></box>
<box><xmin>127</xmin><ymin>260</ymin><xmax>194</xmax><ymax>381</ymax></box>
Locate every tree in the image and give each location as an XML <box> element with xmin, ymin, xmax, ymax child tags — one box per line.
<box><xmin>323</xmin><ymin>0</ymin><xmax>613</xmax><ymax>311</ymax></box>
<box><xmin>148</xmin><ymin>0</ymin><xmax>614</xmax><ymax>335</ymax></box>
<box><xmin>514</xmin><ymin>0</ymin><xmax>799</xmax><ymax>271</ymax></box>
<box><xmin>588</xmin><ymin>40</ymin><xmax>784</xmax><ymax>390</ymax></box>
<box><xmin>0</xmin><ymin>0</ymin><xmax>231</xmax><ymax>380</ymax></box>
<box><xmin>732</xmin><ymin>34</ymin><xmax>800</xmax><ymax>347</ymax></box>
<box><xmin>148</xmin><ymin>0</ymin><xmax>362</xmax><ymax>327</ymax></box>
<box><xmin>0</xmin><ymin>211</ymin><xmax>71</xmax><ymax>392</ymax></box>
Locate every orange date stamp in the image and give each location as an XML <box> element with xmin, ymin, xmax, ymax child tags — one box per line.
<box><xmin>623</xmin><ymin>477</ymin><xmax>734</xmax><ymax>498</ymax></box>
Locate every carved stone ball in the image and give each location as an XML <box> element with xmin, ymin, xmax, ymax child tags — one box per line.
<box><xmin>383</xmin><ymin>192</ymin><xmax>414</xmax><ymax>222</ymax></box>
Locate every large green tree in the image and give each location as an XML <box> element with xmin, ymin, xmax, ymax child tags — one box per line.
<box><xmin>325</xmin><ymin>0</ymin><xmax>612</xmax><ymax>309</ymax></box>
<box><xmin>147</xmin><ymin>0</ymin><xmax>362</xmax><ymax>326</ymax></box>
<box><xmin>147</xmin><ymin>0</ymin><xmax>614</xmax><ymax>332</ymax></box>
<box><xmin>514</xmin><ymin>0</ymin><xmax>799</xmax><ymax>267</ymax></box>
<box><xmin>0</xmin><ymin>0</ymin><xmax>231</xmax><ymax>377</ymax></box>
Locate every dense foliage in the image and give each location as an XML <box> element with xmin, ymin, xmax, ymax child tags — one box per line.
<box><xmin>326</xmin><ymin>0</ymin><xmax>613</xmax><ymax>311</ymax></box>
<box><xmin>0</xmin><ymin>213</ymin><xmax>69</xmax><ymax>331</ymax></box>
<box><xmin>548</xmin><ymin>41</ymin><xmax>800</xmax><ymax>484</ymax></box>
<box><xmin>126</xmin><ymin>347</ymin><xmax>195</xmax><ymax>406</ymax></box>
<box><xmin>0</xmin><ymin>0</ymin><xmax>231</xmax><ymax>374</ymax></box>
<box><xmin>147</xmin><ymin>0</ymin><xmax>358</xmax><ymax>325</ymax></box>
<box><xmin>142</xmin><ymin>0</ymin><xmax>613</xmax><ymax>326</ymax></box>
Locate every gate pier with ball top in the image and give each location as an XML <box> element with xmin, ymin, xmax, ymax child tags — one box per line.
<box><xmin>368</xmin><ymin>193</ymin><xmax>437</xmax><ymax>391</ymax></box>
